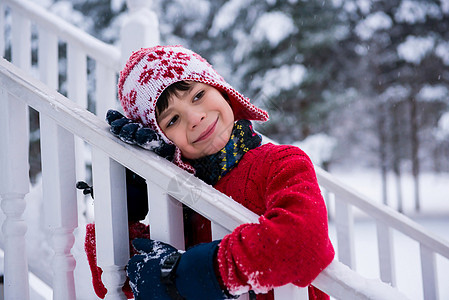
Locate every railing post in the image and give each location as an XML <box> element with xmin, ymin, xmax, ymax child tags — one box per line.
<box><xmin>95</xmin><ymin>63</ymin><xmax>117</xmax><ymax>119</ymax></box>
<box><xmin>0</xmin><ymin>88</ymin><xmax>30</xmax><ymax>300</ymax></box>
<box><xmin>66</xmin><ymin>44</ymin><xmax>89</xmax><ymax>206</ymax></box>
<box><xmin>335</xmin><ymin>199</ymin><xmax>356</xmax><ymax>269</ymax></box>
<box><xmin>0</xmin><ymin>2</ymin><xmax>5</xmax><ymax>57</ymax></box>
<box><xmin>274</xmin><ymin>284</ymin><xmax>308</xmax><ymax>300</ymax></box>
<box><xmin>211</xmin><ymin>222</ymin><xmax>229</xmax><ymax>240</ymax></box>
<box><xmin>38</xmin><ymin>27</ymin><xmax>58</xmax><ymax>90</ymax></box>
<box><xmin>420</xmin><ymin>244</ymin><xmax>438</xmax><ymax>300</ymax></box>
<box><xmin>149</xmin><ymin>178</ymin><xmax>185</xmax><ymax>250</ymax></box>
<box><xmin>92</xmin><ymin>148</ymin><xmax>129</xmax><ymax>300</ymax></box>
<box><xmin>120</xmin><ymin>0</ymin><xmax>160</xmax><ymax>66</ymax></box>
<box><xmin>11</xmin><ymin>8</ymin><xmax>31</xmax><ymax>71</ymax></box>
<box><xmin>376</xmin><ymin>221</ymin><xmax>396</xmax><ymax>286</ymax></box>
<box><xmin>40</xmin><ymin>116</ymin><xmax>78</xmax><ymax>300</ymax></box>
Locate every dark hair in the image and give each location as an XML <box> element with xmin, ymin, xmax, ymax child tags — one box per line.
<box><xmin>156</xmin><ymin>81</ymin><xmax>192</xmax><ymax>117</ymax></box>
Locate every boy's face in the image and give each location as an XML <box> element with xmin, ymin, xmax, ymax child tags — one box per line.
<box><xmin>156</xmin><ymin>82</ymin><xmax>235</xmax><ymax>159</ymax></box>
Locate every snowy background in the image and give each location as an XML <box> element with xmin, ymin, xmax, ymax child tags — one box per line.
<box><xmin>2</xmin><ymin>0</ymin><xmax>448</xmax><ymax>299</ymax></box>
<box><xmin>25</xmin><ymin>0</ymin><xmax>449</xmax><ymax>180</ymax></box>
<box><xmin>329</xmin><ymin>168</ymin><xmax>449</xmax><ymax>300</ymax></box>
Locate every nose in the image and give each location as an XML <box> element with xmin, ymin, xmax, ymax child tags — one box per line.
<box><xmin>187</xmin><ymin>110</ymin><xmax>205</xmax><ymax>130</ymax></box>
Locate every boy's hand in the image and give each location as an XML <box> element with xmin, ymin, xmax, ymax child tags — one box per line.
<box><xmin>127</xmin><ymin>239</ymin><xmax>231</xmax><ymax>300</ymax></box>
<box><xmin>127</xmin><ymin>239</ymin><xmax>178</xmax><ymax>300</ymax></box>
<box><xmin>106</xmin><ymin>110</ymin><xmax>175</xmax><ymax>160</ymax></box>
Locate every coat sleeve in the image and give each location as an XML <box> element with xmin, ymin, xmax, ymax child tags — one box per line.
<box><xmin>216</xmin><ymin>145</ymin><xmax>335</xmax><ymax>296</ymax></box>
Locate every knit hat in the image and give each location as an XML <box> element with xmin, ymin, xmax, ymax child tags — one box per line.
<box><xmin>118</xmin><ymin>45</ymin><xmax>269</xmax><ymax>172</ymax></box>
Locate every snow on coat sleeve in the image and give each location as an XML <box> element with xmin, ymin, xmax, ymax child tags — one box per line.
<box><xmin>215</xmin><ymin>144</ymin><xmax>335</xmax><ymax>296</ymax></box>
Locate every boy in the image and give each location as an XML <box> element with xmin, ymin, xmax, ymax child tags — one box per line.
<box><xmin>111</xmin><ymin>45</ymin><xmax>334</xmax><ymax>299</ymax></box>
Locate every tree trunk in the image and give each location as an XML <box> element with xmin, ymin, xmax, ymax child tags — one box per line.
<box><xmin>409</xmin><ymin>97</ymin><xmax>420</xmax><ymax>212</ymax></box>
<box><xmin>391</xmin><ymin>103</ymin><xmax>403</xmax><ymax>212</ymax></box>
<box><xmin>394</xmin><ymin>169</ymin><xmax>403</xmax><ymax>213</ymax></box>
<box><xmin>377</xmin><ymin>102</ymin><xmax>389</xmax><ymax>206</ymax></box>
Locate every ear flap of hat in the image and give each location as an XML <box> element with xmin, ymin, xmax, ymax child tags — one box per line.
<box><xmin>217</xmin><ymin>85</ymin><xmax>269</xmax><ymax>122</ymax></box>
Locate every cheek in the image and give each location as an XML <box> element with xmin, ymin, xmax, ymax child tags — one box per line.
<box><xmin>165</xmin><ymin>131</ymin><xmax>182</xmax><ymax>147</ymax></box>
<box><xmin>223</xmin><ymin>104</ymin><xmax>235</xmax><ymax>127</ymax></box>
<box><xmin>158</xmin><ymin>126</ymin><xmax>180</xmax><ymax>147</ymax></box>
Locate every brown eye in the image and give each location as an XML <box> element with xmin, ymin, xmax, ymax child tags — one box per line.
<box><xmin>167</xmin><ymin>115</ymin><xmax>179</xmax><ymax>128</ymax></box>
<box><xmin>193</xmin><ymin>90</ymin><xmax>204</xmax><ymax>102</ymax></box>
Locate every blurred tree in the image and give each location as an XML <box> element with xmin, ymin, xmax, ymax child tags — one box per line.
<box><xmin>342</xmin><ymin>0</ymin><xmax>449</xmax><ymax>211</ymax></box>
<box><xmin>35</xmin><ymin>0</ymin><xmax>449</xmax><ymax>213</ymax></box>
<box><xmin>202</xmin><ymin>0</ymin><xmax>353</xmax><ymax>144</ymax></box>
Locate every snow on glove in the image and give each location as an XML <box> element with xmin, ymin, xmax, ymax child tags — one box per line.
<box><xmin>106</xmin><ymin>109</ymin><xmax>175</xmax><ymax>160</ymax></box>
<box><xmin>127</xmin><ymin>239</ymin><xmax>232</xmax><ymax>300</ymax></box>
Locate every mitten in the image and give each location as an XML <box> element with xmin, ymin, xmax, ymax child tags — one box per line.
<box><xmin>127</xmin><ymin>239</ymin><xmax>232</xmax><ymax>300</ymax></box>
<box><xmin>106</xmin><ymin>109</ymin><xmax>175</xmax><ymax>160</ymax></box>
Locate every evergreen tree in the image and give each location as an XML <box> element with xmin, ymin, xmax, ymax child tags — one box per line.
<box><xmin>36</xmin><ymin>0</ymin><xmax>449</xmax><ymax>199</ymax></box>
<box><xmin>340</xmin><ymin>0</ymin><xmax>449</xmax><ymax>210</ymax></box>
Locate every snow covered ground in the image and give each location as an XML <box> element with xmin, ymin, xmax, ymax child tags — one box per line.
<box><xmin>328</xmin><ymin>168</ymin><xmax>449</xmax><ymax>300</ymax></box>
<box><xmin>2</xmin><ymin>168</ymin><xmax>448</xmax><ymax>299</ymax></box>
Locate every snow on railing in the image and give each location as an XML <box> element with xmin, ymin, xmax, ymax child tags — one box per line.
<box><xmin>0</xmin><ymin>56</ymin><xmax>409</xmax><ymax>300</ymax></box>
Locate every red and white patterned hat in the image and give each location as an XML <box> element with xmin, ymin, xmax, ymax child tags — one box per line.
<box><xmin>118</xmin><ymin>45</ymin><xmax>269</xmax><ymax>171</ymax></box>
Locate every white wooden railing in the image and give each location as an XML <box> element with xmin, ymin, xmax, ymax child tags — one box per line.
<box><xmin>0</xmin><ymin>0</ymin><xmax>448</xmax><ymax>299</ymax></box>
<box><xmin>0</xmin><ymin>56</ymin><xmax>409</xmax><ymax>300</ymax></box>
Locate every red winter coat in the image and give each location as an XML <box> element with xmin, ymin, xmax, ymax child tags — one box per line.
<box><xmin>214</xmin><ymin>143</ymin><xmax>334</xmax><ymax>299</ymax></box>
<box><xmin>86</xmin><ymin>143</ymin><xmax>334</xmax><ymax>300</ymax></box>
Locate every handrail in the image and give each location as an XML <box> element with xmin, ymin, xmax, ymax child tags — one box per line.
<box><xmin>0</xmin><ymin>55</ymin><xmax>409</xmax><ymax>300</ymax></box>
<box><xmin>262</xmin><ymin>136</ymin><xmax>449</xmax><ymax>261</ymax></box>
<box><xmin>316</xmin><ymin>168</ymin><xmax>449</xmax><ymax>259</ymax></box>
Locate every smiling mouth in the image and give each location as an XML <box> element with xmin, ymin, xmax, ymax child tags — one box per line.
<box><xmin>193</xmin><ymin>117</ymin><xmax>218</xmax><ymax>143</ymax></box>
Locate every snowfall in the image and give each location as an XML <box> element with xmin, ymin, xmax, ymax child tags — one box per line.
<box><xmin>2</xmin><ymin>1</ymin><xmax>448</xmax><ymax>298</ymax></box>
<box><xmin>0</xmin><ymin>166</ymin><xmax>447</xmax><ymax>300</ymax></box>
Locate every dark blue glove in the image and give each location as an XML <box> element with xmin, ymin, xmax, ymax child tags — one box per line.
<box><xmin>127</xmin><ymin>239</ymin><xmax>232</xmax><ymax>300</ymax></box>
<box><xmin>106</xmin><ymin>109</ymin><xmax>175</xmax><ymax>160</ymax></box>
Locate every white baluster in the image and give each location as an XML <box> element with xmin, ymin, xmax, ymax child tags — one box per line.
<box><xmin>0</xmin><ymin>2</ymin><xmax>5</xmax><ymax>57</ymax></box>
<box><xmin>11</xmin><ymin>9</ymin><xmax>31</xmax><ymax>71</ymax></box>
<box><xmin>420</xmin><ymin>244</ymin><xmax>438</xmax><ymax>300</ymax></box>
<box><xmin>148</xmin><ymin>182</ymin><xmax>185</xmax><ymax>250</ymax></box>
<box><xmin>95</xmin><ymin>63</ymin><xmax>117</xmax><ymax>118</ymax></box>
<box><xmin>38</xmin><ymin>24</ymin><xmax>77</xmax><ymax>298</ymax></box>
<box><xmin>274</xmin><ymin>284</ymin><xmax>308</xmax><ymax>300</ymax></box>
<box><xmin>120</xmin><ymin>0</ymin><xmax>160</xmax><ymax>66</ymax></box>
<box><xmin>335</xmin><ymin>199</ymin><xmax>355</xmax><ymax>269</ymax></box>
<box><xmin>92</xmin><ymin>148</ymin><xmax>129</xmax><ymax>300</ymax></box>
<box><xmin>0</xmin><ymin>89</ymin><xmax>30</xmax><ymax>300</ymax></box>
<box><xmin>67</xmin><ymin>44</ymin><xmax>87</xmax><ymax>107</ymax></box>
<box><xmin>40</xmin><ymin>116</ymin><xmax>77</xmax><ymax>299</ymax></box>
<box><xmin>211</xmin><ymin>222</ymin><xmax>229</xmax><ymax>240</ymax></box>
<box><xmin>376</xmin><ymin>221</ymin><xmax>396</xmax><ymax>286</ymax></box>
<box><xmin>38</xmin><ymin>27</ymin><xmax>58</xmax><ymax>89</ymax></box>
<box><xmin>67</xmin><ymin>44</ymin><xmax>88</xmax><ymax>204</ymax></box>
